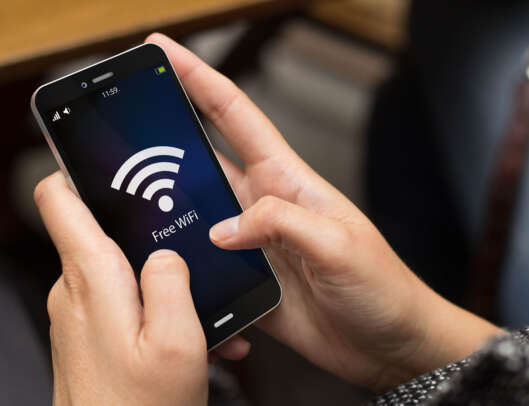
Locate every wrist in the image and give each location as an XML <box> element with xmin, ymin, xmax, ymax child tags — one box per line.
<box><xmin>417</xmin><ymin>291</ymin><xmax>504</xmax><ymax>369</ymax></box>
<box><xmin>372</xmin><ymin>281</ymin><xmax>504</xmax><ymax>393</ymax></box>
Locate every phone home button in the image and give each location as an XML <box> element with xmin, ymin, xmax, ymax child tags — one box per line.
<box><xmin>214</xmin><ymin>313</ymin><xmax>234</xmax><ymax>328</ymax></box>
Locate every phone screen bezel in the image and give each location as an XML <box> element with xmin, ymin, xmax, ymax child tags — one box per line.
<box><xmin>31</xmin><ymin>43</ymin><xmax>282</xmax><ymax>350</ymax></box>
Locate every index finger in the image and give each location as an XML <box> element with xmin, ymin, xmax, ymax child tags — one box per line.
<box><xmin>34</xmin><ymin>171</ymin><xmax>108</xmax><ymax>261</ymax></box>
<box><xmin>34</xmin><ymin>172</ymin><xmax>140</xmax><ymax>332</ymax></box>
<box><xmin>145</xmin><ymin>33</ymin><xmax>292</xmax><ymax>166</ymax></box>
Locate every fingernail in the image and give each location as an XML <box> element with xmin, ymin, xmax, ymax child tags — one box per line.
<box><xmin>149</xmin><ymin>249</ymin><xmax>177</xmax><ymax>258</ymax></box>
<box><xmin>210</xmin><ymin>216</ymin><xmax>239</xmax><ymax>242</ymax></box>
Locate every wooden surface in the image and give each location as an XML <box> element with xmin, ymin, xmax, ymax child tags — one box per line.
<box><xmin>0</xmin><ymin>0</ymin><xmax>307</xmax><ymax>82</ymax></box>
<box><xmin>0</xmin><ymin>0</ymin><xmax>409</xmax><ymax>83</ymax></box>
<box><xmin>310</xmin><ymin>0</ymin><xmax>410</xmax><ymax>51</ymax></box>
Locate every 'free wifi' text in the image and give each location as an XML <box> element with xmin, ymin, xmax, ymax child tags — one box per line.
<box><xmin>152</xmin><ymin>209</ymin><xmax>199</xmax><ymax>243</ymax></box>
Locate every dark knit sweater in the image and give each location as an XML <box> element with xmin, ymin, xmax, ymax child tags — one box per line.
<box><xmin>372</xmin><ymin>328</ymin><xmax>529</xmax><ymax>405</ymax></box>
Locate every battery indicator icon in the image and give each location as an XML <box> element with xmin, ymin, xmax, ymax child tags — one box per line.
<box><xmin>155</xmin><ymin>65</ymin><xmax>166</xmax><ymax>75</ymax></box>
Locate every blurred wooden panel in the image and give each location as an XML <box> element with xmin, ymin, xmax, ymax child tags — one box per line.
<box><xmin>0</xmin><ymin>0</ymin><xmax>308</xmax><ymax>82</ymax></box>
<box><xmin>310</xmin><ymin>0</ymin><xmax>410</xmax><ymax>51</ymax></box>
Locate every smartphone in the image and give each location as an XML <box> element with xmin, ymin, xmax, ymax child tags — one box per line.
<box><xmin>31</xmin><ymin>43</ymin><xmax>281</xmax><ymax>349</ymax></box>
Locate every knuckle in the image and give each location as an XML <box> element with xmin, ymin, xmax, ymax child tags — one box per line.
<box><xmin>59</xmin><ymin>261</ymin><xmax>96</xmax><ymax>311</ymax></box>
<box><xmin>49</xmin><ymin>325</ymin><xmax>56</xmax><ymax>348</ymax></box>
<box><xmin>245</xmin><ymin>196</ymin><xmax>286</xmax><ymax>244</ymax></box>
<box><xmin>56</xmin><ymin>237</ymin><xmax>130</xmax><ymax>308</ymax></box>
<box><xmin>152</xmin><ymin>336</ymin><xmax>206</xmax><ymax>365</ymax></box>
<box><xmin>96</xmin><ymin>237</ymin><xmax>128</xmax><ymax>266</ymax></box>
<box><xmin>330</xmin><ymin>223</ymin><xmax>361</xmax><ymax>266</ymax></box>
<box><xmin>252</xmin><ymin>195</ymin><xmax>284</xmax><ymax>227</ymax></box>
<box><xmin>46</xmin><ymin>280</ymin><xmax>62</xmax><ymax>321</ymax></box>
<box><xmin>208</xmin><ymin>82</ymin><xmax>244</xmax><ymax>122</ymax></box>
<box><xmin>154</xmin><ymin>342</ymin><xmax>185</xmax><ymax>361</ymax></box>
<box><xmin>61</xmin><ymin>236</ymin><xmax>123</xmax><ymax>287</ymax></box>
<box><xmin>60</xmin><ymin>257</ymin><xmax>88</xmax><ymax>294</ymax></box>
<box><xmin>338</xmin><ymin>223</ymin><xmax>356</xmax><ymax>250</ymax></box>
<box><xmin>47</xmin><ymin>275</ymin><xmax>87</xmax><ymax>323</ymax></box>
<box><xmin>253</xmin><ymin>195</ymin><xmax>281</xmax><ymax>220</ymax></box>
<box><xmin>257</xmin><ymin>194</ymin><xmax>279</xmax><ymax>207</ymax></box>
<box><xmin>33</xmin><ymin>175</ymin><xmax>54</xmax><ymax>206</ymax></box>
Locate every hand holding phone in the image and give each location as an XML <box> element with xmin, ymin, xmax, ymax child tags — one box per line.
<box><xmin>35</xmin><ymin>173</ymin><xmax>209</xmax><ymax>406</ymax></box>
<box><xmin>34</xmin><ymin>34</ymin><xmax>503</xmax><ymax>402</ymax></box>
<box><xmin>139</xmin><ymin>36</ymin><xmax>501</xmax><ymax>392</ymax></box>
<box><xmin>32</xmin><ymin>36</ymin><xmax>281</xmax><ymax>350</ymax></box>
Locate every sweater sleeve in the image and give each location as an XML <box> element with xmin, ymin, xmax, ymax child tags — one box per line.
<box><xmin>370</xmin><ymin>327</ymin><xmax>529</xmax><ymax>405</ymax></box>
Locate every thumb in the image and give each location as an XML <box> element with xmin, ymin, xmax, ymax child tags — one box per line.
<box><xmin>140</xmin><ymin>250</ymin><xmax>204</xmax><ymax>348</ymax></box>
<box><xmin>209</xmin><ymin>196</ymin><xmax>351</xmax><ymax>267</ymax></box>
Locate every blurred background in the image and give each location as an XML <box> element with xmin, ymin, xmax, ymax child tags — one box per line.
<box><xmin>3</xmin><ymin>0</ymin><xmax>529</xmax><ymax>404</ymax></box>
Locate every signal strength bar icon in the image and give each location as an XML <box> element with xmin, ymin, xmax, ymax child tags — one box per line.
<box><xmin>111</xmin><ymin>146</ymin><xmax>185</xmax><ymax>212</ymax></box>
<box><xmin>52</xmin><ymin>111</ymin><xmax>61</xmax><ymax>122</ymax></box>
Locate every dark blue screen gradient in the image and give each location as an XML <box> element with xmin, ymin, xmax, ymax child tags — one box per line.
<box><xmin>49</xmin><ymin>65</ymin><xmax>269</xmax><ymax>322</ymax></box>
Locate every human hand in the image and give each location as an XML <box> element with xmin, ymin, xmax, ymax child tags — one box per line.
<box><xmin>146</xmin><ymin>34</ymin><xmax>503</xmax><ymax>392</ymax></box>
<box><xmin>34</xmin><ymin>173</ymin><xmax>247</xmax><ymax>405</ymax></box>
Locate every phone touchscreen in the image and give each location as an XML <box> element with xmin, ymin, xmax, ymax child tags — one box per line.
<box><xmin>41</xmin><ymin>55</ymin><xmax>277</xmax><ymax>327</ymax></box>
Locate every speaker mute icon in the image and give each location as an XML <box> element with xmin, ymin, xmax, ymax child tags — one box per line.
<box><xmin>52</xmin><ymin>111</ymin><xmax>61</xmax><ymax>122</ymax></box>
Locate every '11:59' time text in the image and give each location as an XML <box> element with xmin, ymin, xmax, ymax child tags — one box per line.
<box><xmin>102</xmin><ymin>86</ymin><xmax>119</xmax><ymax>98</ymax></box>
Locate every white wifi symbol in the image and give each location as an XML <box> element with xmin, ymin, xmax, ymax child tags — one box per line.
<box><xmin>111</xmin><ymin>146</ymin><xmax>185</xmax><ymax>213</ymax></box>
